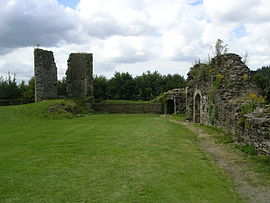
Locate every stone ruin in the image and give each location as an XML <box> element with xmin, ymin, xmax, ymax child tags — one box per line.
<box><xmin>185</xmin><ymin>53</ymin><xmax>270</xmax><ymax>156</ymax></box>
<box><xmin>66</xmin><ymin>53</ymin><xmax>93</xmax><ymax>98</ymax></box>
<box><xmin>34</xmin><ymin>49</ymin><xmax>93</xmax><ymax>101</ymax></box>
<box><xmin>165</xmin><ymin>88</ymin><xmax>186</xmax><ymax>114</ymax></box>
<box><xmin>33</xmin><ymin>48</ymin><xmax>269</xmax><ymax>156</ymax></box>
<box><xmin>34</xmin><ymin>48</ymin><xmax>57</xmax><ymax>102</ymax></box>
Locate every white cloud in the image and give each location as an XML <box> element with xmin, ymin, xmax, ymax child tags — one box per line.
<box><xmin>0</xmin><ymin>0</ymin><xmax>270</xmax><ymax>81</ymax></box>
<box><xmin>0</xmin><ymin>0</ymin><xmax>76</xmax><ymax>53</ymax></box>
<box><xmin>0</xmin><ymin>47</ymin><xmax>34</xmax><ymax>81</ymax></box>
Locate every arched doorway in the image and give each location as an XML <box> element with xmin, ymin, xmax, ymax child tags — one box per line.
<box><xmin>166</xmin><ymin>99</ymin><xmax>174</xmax><ymax>114</ymax></box>
<box><xmin>194</xmin><ymin>94</ymin><xmax>201</xmax><ymax>123</ymax></box>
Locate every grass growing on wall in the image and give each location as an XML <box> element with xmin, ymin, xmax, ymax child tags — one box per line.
<box><xmin>0</xmin><ymin>101</ymin><xmax>242</xmax><ymax>202</ymax></box>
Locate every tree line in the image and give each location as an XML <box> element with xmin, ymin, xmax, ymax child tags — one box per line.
<box><xmin>1</xmin><ymin>66</ymin><xmax>269</xmax><ymax>103</ymax></box>
<box><xmin>252</xmin><ymin>65</ymin><xmax>270</xmax><ymax>103</ymax></box>
<box><xmin>93</xmin><ymin>71</ymin><xmax>186</xmax><ymax>101</ymax></box>
<box><xmin>0</xmin><ymin>71</ymin><xmax>186</xmax><ymax>101</ymax></box>
<box><xmin>0</xmin><ymin>74</ymin><xmax>35</xmax><ymax>100</ymax></box>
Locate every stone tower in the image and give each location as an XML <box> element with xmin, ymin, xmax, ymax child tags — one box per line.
<box><xmin>66</xmin><ymin>53</ymin><xmax>93</xmax><ymax>98</ymax></box>
<box><xmin>34</xmin><ymin>48</ymin><xmax>57</xmax><ymax>102</ymax></box>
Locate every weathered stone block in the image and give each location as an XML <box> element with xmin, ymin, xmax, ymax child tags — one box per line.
<box><xmin>34</xmin><ymin>48</ymin><xmax>57</xmax><ymax>102</ymax></box>
<box><xmin>66</xmin><ymin>53</ymin><xmax>93</xmax><ymax>98</ymax></box>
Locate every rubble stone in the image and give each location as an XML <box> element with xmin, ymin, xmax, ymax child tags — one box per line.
<box><xmin>34</xmin><ymin>48</ymin><xmax>57</xmax><ymax>102</ymax></box>
<box><xmin>66</xmin><ymin>53</ymin><xmax>93</xmax><ymax>98</ymax></box>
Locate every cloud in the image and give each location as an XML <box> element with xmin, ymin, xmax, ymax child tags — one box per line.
<box><xmin>0</xmin><ymin>0</ymin><xmax>76</xmax><ymax>53</ymax></box>
<box><xmin>1</xmin><ymin>0</ymin><xmax>270</xmax><ymax>81</ymax></box>
<box><xmin>77</xmin><ymin>0</ymin><xmax>156</xmax><ymax>38</ymax></box>
<box><xmin>0</xmin><ymin>47</ymin><xmax>34</xmax><ymax>81</ymax></box>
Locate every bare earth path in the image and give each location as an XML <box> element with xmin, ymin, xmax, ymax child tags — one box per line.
<box><xmin>164</xmin><ymin>116</ymin><xmax>270</xmax><ymax>203</ymax></box>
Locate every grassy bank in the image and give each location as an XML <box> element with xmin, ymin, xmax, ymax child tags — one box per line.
<box><xmin>0</xmin><ymin>101</ymin><xmax>242</xmax><ymax>202</ymax></box>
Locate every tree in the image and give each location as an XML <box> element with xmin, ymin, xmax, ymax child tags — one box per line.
<box><xmin>135</xmin><ymin>71</ymin><xmax>161</xmax><ymax>100</ymax></box>
<box><xmin>0</xmin><ymin>73</ymin><xmax>21</xmax><ymax>99</ymax></box>
<box><xmin>93</xmin><ymin>75</ymin><xmax>108</xmax><ymax>101</ymax></box>
<box><xmin>19</xmin><ymin>77</ymin><xmax>35</xmax><ymax>99</ymax></box>
<box><xmin>107</xmin><ymin>72</ymin><xmax>137</xmax><ymax>100</ymax></box>
<box><xmin>57</xmin><ymin>77</ymin><xmax>67</xmax><ymax>96</ymax></box>
<box><xmin>252</xmin><ymin>65</ymin><xmax>270</xmax><ymax>103</ymax></box>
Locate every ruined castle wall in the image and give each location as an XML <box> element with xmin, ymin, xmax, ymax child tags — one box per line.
<box><xmin>34</xmin><ymin>48</ymin><xmax>57</xmax><ymax>102</ymax></box>
<box><xmin>92</xmin><ymin>102</ymin><xmax>164</xmax><ymax>114</ymax></box>
<box><xmin>166</xmin><ymin>88</ymin><xmax>186</xmax><ymax>114</ymax></box>
<box><xmin>186</xmin><ymin>53</ymin><xmax>270</xmax><ymax>156</ymax></box>
<box><xmin>66</xmin><ymin>53</ymin><xmax>93</xmax><ymax>98</ymax></box>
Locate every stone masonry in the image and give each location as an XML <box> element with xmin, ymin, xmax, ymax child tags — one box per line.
<box><xmin>186</xmin><ymin>53</ymin><xmax>270</xmax><ymax>156</ymax></box>
<box><xmin>66</xmin><ymin>53</ymin><xmax>93</xmax><ymax>98</ymax></box>
<box><xmin>166</xmin><ymin>88</ymin><xmax>186</xmax><ymax>114</ymax></box>
<box><xmin>34</xmin><ymin>48</ymin><xmax>57</xmax><ymax>102</ymax></box>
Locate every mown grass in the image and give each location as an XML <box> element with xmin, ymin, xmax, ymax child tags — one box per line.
<box><xmin>193</xmin><ymin>124</ymin><xmax>234</xmax><ymax>144</ymax></box>
<box><xmin>194</xmin><ymin>123</ymin><xmax>270</xmax><ymax>186</ymax></box>
<box><xmin>0</xmin><ymin>101</ymin><xmax>242</xmax><ymax>202</ymax></box>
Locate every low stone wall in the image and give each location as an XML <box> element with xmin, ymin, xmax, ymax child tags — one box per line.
<box><xmin>92</xmin><ymin>103</ymin><xmax>164</xmax><ymax>114</ymax></box>
<box><xmin>240</xmin><ymin>116</ymin><xmax>270</xmax><ymax>156</ymax></box>
<box><xmin>0</xmin><ymin>99</ymin><xmax>35</xmax><ymax>106</ymax></box>
<box><xmin>209</xmin><ymin>102</ymin><xmax>270</xmax><ymax>156</ymax></box>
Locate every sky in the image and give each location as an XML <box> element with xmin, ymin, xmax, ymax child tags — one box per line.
<box><xmin>0</xmin><ymin>0</ymin><xmax>270</xmax><ymax>82</ymax></box>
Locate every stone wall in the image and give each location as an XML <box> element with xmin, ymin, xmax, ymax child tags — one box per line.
<box><xmin>34</xmin><ymin>48</ymin><xmax>57</xmax><ymax>102</ymax></box>
<box><xmin>0</xmin><ymin>99</ymin><xmax>34</xmax><ymax>106</ymax></box>
<box><xmin>186</xmin><ymin>53</ymin><xmax>270</xmax><ymax>156</ymax></box>
<box><xmin>238</xmin><ymin>108</ymin><xmax>270</xmax><ymax>156</ymax></box>
<box><xmin>165</xmin><ymin>88</ymin><xmax>186</xmax><ymax>114</ymax></box>
<box><xmin>92</xmin><ymin>103</ymin><xmax>164</xmax><ymax>114</ymax></box>
<box><xmin>66</xmin><ymin>53</ymin><xmax>93</xmax><ymax>98</ymax></box>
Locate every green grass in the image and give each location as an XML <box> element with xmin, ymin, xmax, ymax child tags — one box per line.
<box><xmin>193</xmin><ymin>124</ymin><xmax>234</xmax><ymax>144</ymax></box>
<box><xmin>195</xmin><ymin>123</ymin><xmax>270</xmax><ymax>186</ymax></box>
<box><xmin>171</xmin><ymin>114</ymin><xmax>186</xmax><ymax>122</ymax></box>
<box><xmin>0</xmin><ymin>101</ymin><xmax>242</xmax><ymax>202</ymax></box>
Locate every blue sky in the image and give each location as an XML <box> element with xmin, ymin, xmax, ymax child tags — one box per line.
<box><xmin>233</xmin><ymin>26</ymin><xmax>248</xmax><ymax>38</ymax></box>
<box><xmin>189</xmin><ymin>0</ymin><xmax>203</xmax><ymax>6</ymax></box>
<box><xmin>57</xmin><ymin>0</ymin><xmax>80</xmax><ymax>8</ymax></box>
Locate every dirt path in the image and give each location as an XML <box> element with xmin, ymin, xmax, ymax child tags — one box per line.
<box><xmin>164</xmin><ymin>116</ymin><xmax>270</xmax><ymax>203</ymax></box>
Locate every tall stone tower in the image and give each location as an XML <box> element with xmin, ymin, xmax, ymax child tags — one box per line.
<box><xmin>34</xmin><ymin>48</ymin><xmax>57</xmax><ymax>102</ymax></box>
<box><xmin>66</xmin><ymin>53</ymin><xmax>93</xmax><ymax>98</ymax></box>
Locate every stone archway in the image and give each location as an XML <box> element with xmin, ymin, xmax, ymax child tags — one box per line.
<box><xmin>166</xmin><ymin>99</ymin><xmax>174</xmax><ymax>114</ymax></box>
<box><xmin>194</xmin><ymin>94</ymin><xmax>201</xmax><ymax>123</ymax></box>
<box><xmin>193</xmin><ymin>89</ymin><xmax>202</xmax><ymax>123</ymax></box>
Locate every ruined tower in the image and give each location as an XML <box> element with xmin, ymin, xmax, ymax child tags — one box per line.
<box><xmin>34</xmin><ymin>48</ymin><xmax>57</xmax><ymax>102</ymax></box>
<box><xmin>66</xmin><ymin>53</ymin><xmax>93</xmax><ymax>98</ymax></box>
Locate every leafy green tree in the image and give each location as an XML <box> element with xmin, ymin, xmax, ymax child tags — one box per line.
<box><xmin>135</xmin><ymin>71</ymin><xmax>164</xmax><ymax>100</ymax></box>
<box><xmin>57</xmin><ymin>77</ymin><xmax>67</xmax><ymax>96</ymax></box>
<box><xmin>93</xmin><ymin>75</ymin><xmax>108</xmax><ymax>102</ymax></box>
<box><xmin>19</xmin><ymin>77</ymin><xmax>35</xmax><ymax>99</ymax></box>
<box><xmin>252</xmin><ymin>65</ymin><xmax>270</xmax><ymax>103</ymax></box>
<box><xmin>0</xmin><ymin>73</ymin><xmax>21</xmax><ymax>99</ymax></box>
<box><xmin>107</xmin><ymin>72</ymin><xmax>137</xmax><ymax>100</ymax></box>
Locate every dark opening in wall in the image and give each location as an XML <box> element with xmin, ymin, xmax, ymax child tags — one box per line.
<box><xmin>195</xmin><ymin>94</ymin><xmax>201</xmax><ymax>123</ymax></box>
<box><xmin>166</xmin><ymin>99</ymin><xmax>174</xmax><ymax>114</ymax></box>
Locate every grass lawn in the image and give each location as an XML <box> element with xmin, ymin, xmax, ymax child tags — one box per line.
<box><xmin>0</xmin><ymin>101</ymin><xmax>242</xmax><ymax>202</ymax></box>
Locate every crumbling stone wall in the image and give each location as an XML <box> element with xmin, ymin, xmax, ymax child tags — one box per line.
<box><xmin>186</xmin><ymin>53</ymin><xmax>270</xmax><ymax>156</ymax></box>
<box><xmin>34</xmin><ymin>48</ymin><xmax>57</xmax><ymax>102</ymax></box>
<box><xmin>66</xmin><ymin>53</ymin><xmax>93</xmax><ymax>98</ymax></box>
<box><xmin>92</xmin><ymin>102</ymin><xmax>164</xmax><ymax>114</ymax></box>
<box><xmin>166</xmin><ymin>88</ymin><xmax>186</xmax><ymax>114</ymax></box>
